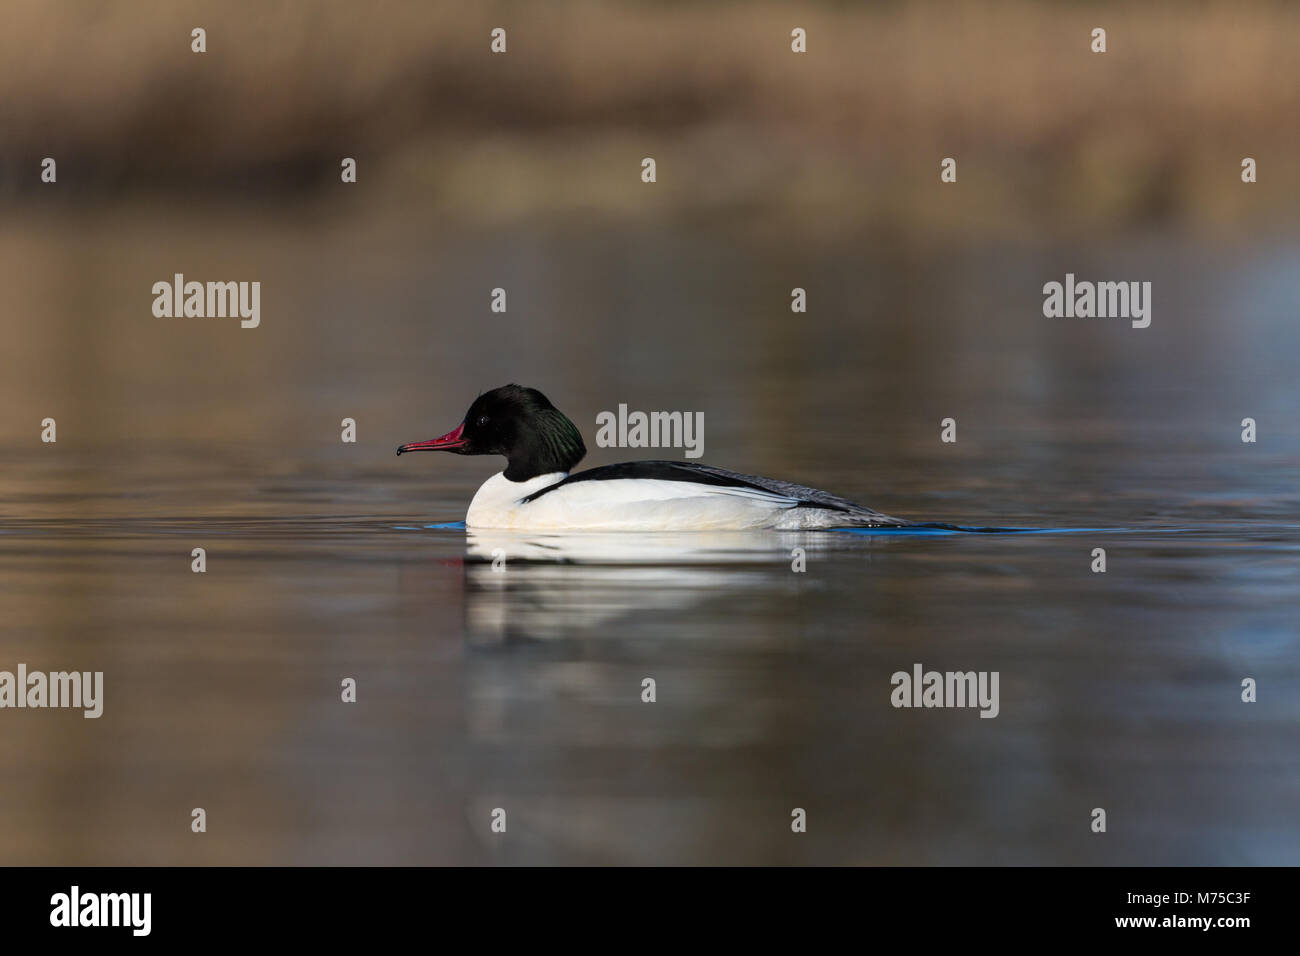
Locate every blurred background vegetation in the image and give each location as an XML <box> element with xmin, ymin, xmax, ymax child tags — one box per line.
<box><xmin>2</xmin><ymin>0</ymin><xmax>1296</xmax><ymax>236</ymax></box>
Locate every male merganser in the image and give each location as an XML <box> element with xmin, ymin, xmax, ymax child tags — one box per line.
<box><xmin>397</xmin><ymin>385</ymin><xmax>910</xmax><ymax>531</ymax></box>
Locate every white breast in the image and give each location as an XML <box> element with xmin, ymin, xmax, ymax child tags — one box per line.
<box><xmin>464</xmin><ymin>471</ymin><xmax>817</xmax><ymax>531</ymax></box>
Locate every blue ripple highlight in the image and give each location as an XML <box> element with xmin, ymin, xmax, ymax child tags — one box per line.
<box><xmin>836</xmin><ymin>526</ymin><xmax>1107</xmax><ymax>536</ymax></box>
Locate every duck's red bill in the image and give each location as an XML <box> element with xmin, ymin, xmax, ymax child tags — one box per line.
<box><xmin>397</xmin><ymin>423</ymin><xmax>465</xmax><ymax>455</ymax></box>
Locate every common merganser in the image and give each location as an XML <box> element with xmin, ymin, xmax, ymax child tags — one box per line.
<box><xmin>397</xmin><ymin>385</ymin><xmax>911</xmax><ymax>531</ymax></box>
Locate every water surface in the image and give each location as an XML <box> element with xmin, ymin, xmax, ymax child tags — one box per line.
<box><xmin>1</xmin><ymin>222</ymin><xmax>1297</xmax><ymax>864</ymax></box>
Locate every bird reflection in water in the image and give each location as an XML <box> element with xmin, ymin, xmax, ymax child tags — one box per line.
<box><xmin>460</xmin><ymin>530</ymin><xmax>852</xmax><ymax>644</ymax></box>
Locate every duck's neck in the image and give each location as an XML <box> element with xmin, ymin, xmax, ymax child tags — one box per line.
<box><xmin>503</xmin><ymin>409</ymin><xmax>586</xmax><ymax>481</ymax></box>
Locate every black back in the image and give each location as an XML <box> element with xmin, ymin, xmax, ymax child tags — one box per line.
<box><xmin>523</xmin><ymin>459</ymin><xmax>897</xmax><ymax>519</ymax></box>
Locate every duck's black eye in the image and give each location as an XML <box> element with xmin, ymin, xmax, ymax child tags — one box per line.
<box><xmin>477</xmin><ymin>415</ymin><xmax>490</xmax><ymax>427</ymax></box>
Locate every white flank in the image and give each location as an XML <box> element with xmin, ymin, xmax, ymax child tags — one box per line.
<box><xmin>464</xmin><ymin>471</ymin><xmax>855</xmax><ymax>531</ymax></box>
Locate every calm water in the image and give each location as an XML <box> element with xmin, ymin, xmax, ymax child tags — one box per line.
<box><xmin>1</xmin><ymin>218</ymin><xmax>1298</xmax><ymax>864</ymax></box>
